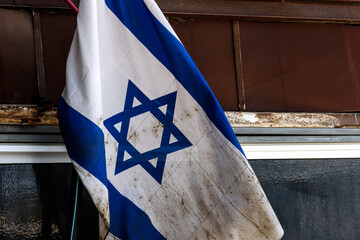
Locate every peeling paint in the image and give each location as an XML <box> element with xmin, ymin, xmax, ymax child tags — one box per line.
<box><xmin>241</xmin><ymin>112</ymin><xmax>259</xmax><ymax>124</ymax></box>
<box><xmin>225</xmin><ymin>112</ymin><xmax>360</xmax><ymax>128</ymax></box>
<box><xmin>0</xmin><ymin>106</ymin><xmax>58</xmax><ymax>125</ymax></box>
<box><xmin>0</xmin><ymin>106</ymin><xmax>359</xmax><ymax>128</ymax></box>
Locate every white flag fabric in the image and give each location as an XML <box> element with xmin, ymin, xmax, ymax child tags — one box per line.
<box><xmin>58</xmin><ymin>0</ymin><xmax>284</xmax><ymax>239</ymax></box>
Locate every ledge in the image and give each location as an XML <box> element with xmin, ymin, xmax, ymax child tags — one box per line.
<box><xmin>0</xmin><ymin>105</ymin><xmax>58</xmax><ymax>125</ymax></box>
<box><xmin>0</xmin><ymin>105</ymin><xmax>359</xmax><ymax>128</ymax></box>
<box><xmin>226</xmin><ymin>112</ymin><xmax>360</xmax><ymax>128</ymax></box>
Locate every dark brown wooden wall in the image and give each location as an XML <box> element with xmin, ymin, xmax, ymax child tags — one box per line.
<box><xmin>0</xmin><ymin>0</ymin><xmax>360</xmax><ymax>112</ymax></box>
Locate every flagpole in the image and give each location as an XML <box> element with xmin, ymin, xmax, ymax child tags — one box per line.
<box><xmin>66</xmin><ymin>167</ymin><xmax>81</xmax><ymax>240</ymax></box>
<box><xmin>64</xmin><ymin>0</ymin><xmax>79</xmax><ymax>13</ymax></box>
<box><xmin>63</xmin><ymin>2</ymin><xmax>79</xmax><ymax>239</ymax></box>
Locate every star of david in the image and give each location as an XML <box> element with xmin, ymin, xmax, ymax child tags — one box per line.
<box><xmin>104</xmin><ymin>80</ymin><xmax>192</xmax><ymax>184</ymax></box>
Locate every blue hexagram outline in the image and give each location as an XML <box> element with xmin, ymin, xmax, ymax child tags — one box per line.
<box><xmin>104</xmin><ymin>80</ymin><xmax>192</xmax><ymax>184</ymax></box>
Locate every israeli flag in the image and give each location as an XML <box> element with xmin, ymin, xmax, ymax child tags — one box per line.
<box><xmin>58</xmin><ymin>0</ymin><xmax>284</xmax><ymax>239</ymax></box>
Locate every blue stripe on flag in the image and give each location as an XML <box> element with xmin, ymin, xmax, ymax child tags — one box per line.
<box><xmin>108</xmin><ymin>182</ymin><xmax>166</xmax><ymax>239</ymax></box>
<box><xmin>58</xmin><ymin>97</ymin><xmax>165</xmax><ymax>239</ymax></box>
<box><xmin>58</xmin><ymin>97</ymin><xmax>107</xmax><ymax>185</ymax></box>
<box><xmin>104</xmin><ymin>0</ymin><xmax>245</xmax><ymax>156</ymax></box>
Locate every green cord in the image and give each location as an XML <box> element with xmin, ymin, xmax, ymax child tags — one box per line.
<box><xmin>70</xmin><ymin>175</ymin><xmax>79</xmax><ymax>240</ymax></box>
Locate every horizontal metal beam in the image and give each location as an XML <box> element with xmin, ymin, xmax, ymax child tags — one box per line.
<box><xmin>243</xmin><ymin>142</ymin><xmax>360</xmax><ymax>160</ymax></box>
<box><xmin>0</xmin><ymin>125</ymin><xmax>59</xmax><ymax>133</ymax></box>
<box><xmin>1</xmin><ymin>125</ymin><xmax>360</xmax><ymax>135</ymax></box>
<box><xmin>1</xmin><ymin>0</ymin><xmax>360</xmax><ymax>24</ymax></box>
<box><xmin>237</xmin><ymin>136</ymin><xmax>360</xmax><ymax>144</ymax></box>
<box><xmin>0</xmin><ymin>143</ymin><xmax>70</xmax><ymax>164</ymax></box>
<box><xmin>0</xmin><ymin>0</ymin><xmax>79</xmax><ymax>10</ymax></box>
<box><xmin>0</xmin><ymin>134</ymin><xmax>63</xmax><ymax>143</ymax></box>
<box><xmin>2</xmin><ymin>133</ymin><xmax>357</xmax><ymax>144</ymax></box>
<box><xmin>0</xmin><ymin>132</ymin><xmax>358</xmax><ymax>144</ymax></box>
<box><xmin>0</xmin><ymin>143</ymin><xmax>65</xmax><ymax>152</ymax></box>
<box><xmin>0</xmin><ymin>142</ymin><xmax>359</xmax><ymax>164</ymax></box>
<box><xmin>158</xmin><ymin>0</ymin><xmax>360</xmax><ymax>24</ymax></box>
<box><xmin>0</xmin><ymin>118</ymin><xmax>360</xmax><ymax>144</ymax></box>
<box><xmin>233</xmin><ymin>127</ymin><xmax>360</xmax><ymax>136</ymax></box>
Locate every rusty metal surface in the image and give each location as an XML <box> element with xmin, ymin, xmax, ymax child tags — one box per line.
<box><xmin>239</xmin><ymin>21</ymin><xmax>360</xmax><ymax>112</ymax></box>
<box><xmin>1</xmin><ymin>105</ymin><xmax>360</xmax><ymax>128</ymax></box>
<box><xmin>232</xmin><ymin>20</ymin><xmax>246</xmax><ymax>111</ymax></box>
<box><xmin>33</xmin><ymin>10</ymin><xmax>46</xmax><ymax>99</ymax></box>
<box><xmin>0</xmin><ymin>0</ymin><xmax>12</xmax><ymax>4</ymax></box>
<box><xmin>10</xmin><ymin>0</ymin><xmax>80</xmax><ymax>8</ymax></box>
<box><xmin>0</xmin><ymin>106</ymin><xmax>58</xmax><ymax>125</ymax></box>
<box><xmin>0</xmin><ymin>1</ymin><xmax>79</xmax><ymax>11</ymax></box>
<box><xmin>1</xmin><ymin>1</ymin><xmax>360</xmax><ymax>24</ymax></box>
<box><xmin>40</xmin><ymin>10</ymin><xmax>77</xmax><ymax>104</ymax></box>
<box><xmin>14</xmin><ymin>0</ymin><xmax>79</xmax><ymax>8</ymax></box>
<box><xmin>156</xmin><ymin>0</ymin><xmax>360</xmax><ymax>24</ymax></box>
<box><xmin>169</xmin><ymin>17</ymin><xmax>238</xmax><ymax>110</ymax></box>
<box><xmin>0</xmin><ymin>8</ymin><xmax>38</xmax><ymax>104</ymax></box>
<box><xmin>226</xmin><ymin>112</ymin><xmax>360</xmax><ymax>128</ymax></box>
